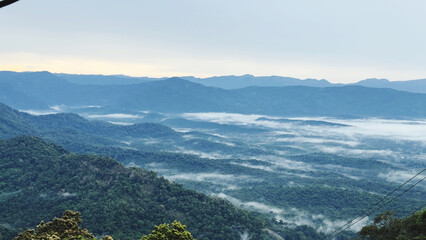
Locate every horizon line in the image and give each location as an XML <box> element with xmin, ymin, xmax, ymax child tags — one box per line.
<box><xmin>2</xmin><ymin>69</ymin><xmax>425</xmax><ymax>84</ymax></box>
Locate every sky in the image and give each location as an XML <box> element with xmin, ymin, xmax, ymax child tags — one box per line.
<box><xmin>1</xmin><ymin>0</ymin><xmax>426</xmax><ymax>83</ymax></box>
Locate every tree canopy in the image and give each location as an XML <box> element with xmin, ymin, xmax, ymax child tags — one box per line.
<box><xmin>358</xmin><ymin>209</ymin><xmax>426</xmax><ymax>240</ymax></box>
<box><xmin>141</xmin><ymin>221</ymin><xmax>195</xmax><ymax>240</ymax></box>
<box><xmin>14</xmin><ymin>210</ymin><xmax>104</xmax><ymax>240</ymax></box>
<box><xmin>13</xmin><ymin>211</ymin><xmax>196</xmax><ymax>240</ymax></box>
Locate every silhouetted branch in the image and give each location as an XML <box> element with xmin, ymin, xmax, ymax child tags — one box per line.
<box><xmin>0</xmin><ymin>0</ymin><xmax>20</xmax><ymax>8</ymax></box>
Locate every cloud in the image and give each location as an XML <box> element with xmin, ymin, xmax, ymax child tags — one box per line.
<box><xmin>213</xmin><ymin>193</ymin><xmax>285</xmax><ymax>215</ymax></box>
<box><xmin>139</xmin><ymin>162</ymin><xmax>175</xmax><ymax>173</ymax></box>
<box><xmin>166</xmin><ymin>173</ymin><xmax>261</xmax><ymax>185</ymax></box>
<box><xmin>240</xmin><ymin>231</ymin><xmax>251</xmax><ymax>240</ymax></box>
<box><xmin>339</xmin><ymin>173</ymin><xmax>361</xmax><ymax>180</ymax></box>
<box><xmin>20</xmin><ymin>105</ymin><xmax>103</xmax><ymax>116</ymax></box>
<box><xmin>58</xmin><ymin>192</ymin><xmax>77</xmax><ymax>198</ymax></box>
<box><xmin>231</xmin><ymin>162</ymin><xmax>275</xmax><ymax>172</ymax></box>
<box><xmin>181</xmin><ymin>112</ymin><xmax>351</xmax><ymax>133</ymax></box>
<box><xmin>278</xmin><ymin>137</ymin><xmax>360</xmax><ymax>147</ymax></box>
<box><xmin>86</xmin><ymin>113</ymin><xmax>142</xmax><ymax>119</ymax></box>
<box><xmin>71</xmin><ymin>105</ymin><xmax>101</xmax><ymax>109</ymax></box>
<box><xmin>108</xmin><ymin>121</ymin><xmax>134</xmax><ymax>126</ymax></box>
<box><xmin>314</xmin><ymin>146</ymin><xmax>394</xmax><ymax>157</ymax></box>
<box><xmin>178</xmin><ymin>113</ymin><xmax>426</xmax><ymax>161</ymax></box>
<box><xmin>317</xmin><ymin>216</ymin><xmax>370</xmax><ymax>233</ymax></box>
<box><xmin>121</xmin><ymin>140</ymin><xmax>132</xmax><ymax>145</ymax></box>
<box><xmin>249</xmin><ymin>155</ymin><xmax>315</xmax><ymax>171</ymax></box>
<box><xmin>19</xmin><ymin>109</ymin><xmax>59</xmax><ymax>115</ymax></box>
<box><xmin>49</xmin><ymin>105</ymin><xmax>65</xmax><ymax>111</ymax></box>
<box><xmin>181</xmin><ymin>112</ymin><xmax>267</xmax><ymax>126</ymax></box>
<box><xmin>182</xmin><ymin>113</ymin><xmax>426</xmax><ymax>147</ymax></box>
<box><xmin>231</xmin><ymin>162</ymin><xmax>315</xmax><ymax>178</ymax></box>
<box><xmin>0</xmin><ymin>190</ymin><xmax>22</xmax><ymax>198</ymax></box>
<box><xmin>173</xmin><ymin>128</ymin><xmax>193</xmax><ymax>133</ymax></box>
<box><xmin>173</xmin><ymin>148</ymin><xmax>232</xmax><ymax>159</ymax></box>
<box><xmin>291</xmin><ymin>117</ymin><xmax>426</xmax><ymax>143</ymax></box>
<box><xmin>278</xmin><ymin>208</ymin><xmax>369</xmax><ymax>233</ymax></box>
<box><xmin>0</xmin><ymin>223</ymin><xmax>15</xmax><ymax>230</ymax></box>
<box><xmin>378</xmin><ymin>170</ymin><xmax>426</xmax><ymax>185</ymax></box>
<box><xmin>263</xmin><ymin>229</ymin><xmax>284</xmax><ymax>240</ymax></box>
<box><xmin>214</xmin><ymin>193</ymin><xmax>369</xmax><ymax>233</ymax></box>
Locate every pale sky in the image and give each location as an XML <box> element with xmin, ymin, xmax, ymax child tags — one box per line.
<box><xmin>1</xmin><ymin>0</ymin><xmax>426</xmax><ymax>83</ymax></box>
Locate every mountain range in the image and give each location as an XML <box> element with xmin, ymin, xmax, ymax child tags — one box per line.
<box><xmin>57</xmin><ymin>72</ymin><xmax>426</xmax><ymax>94</ymax></box>
<box><xmin>2</xmin><ymin>71</ymin><xmax>426</xmax><ymax>118</ymax></box>
<box><xmin>353</xmin><ymin>78</ymin><xmax>426</xmax><ymax>94</ymax></box>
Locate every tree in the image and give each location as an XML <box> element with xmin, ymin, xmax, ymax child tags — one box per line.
<box><xmin>141</xmin><ymin>221</ymin><xmax>195</xmax><ymax>240</ymax></box>
<box><xmin>14</xmin><ymin>210</ymin><xmax>112</xmax><ymax>240</ymax></box>
<box><xmin>358</xmin><ymin>209</ymin><xmax>426</xmax><ymax>240</ymax></box>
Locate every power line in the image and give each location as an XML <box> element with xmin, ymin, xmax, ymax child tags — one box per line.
<box><xmin>325</xmin><ymin>173</ymin><xmax>426</xmax><ymax>240</ymax></box>
<box><xmin>322</xmin><ymin>168</ymin><xmax>426</xmax><ymax>240</ymax></box>
<box><xmin>323</xmin><ymin>168</ymin><xmax>425</xmax><ymax>239</ymax></box>
<box><xmin>327</xmin><ymin>175</ymin><xmax>426</xmax><ymax>239</ymax></box>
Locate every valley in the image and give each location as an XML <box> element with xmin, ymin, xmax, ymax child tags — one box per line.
<box><xmin>0</xmin><ymin>72</ymin><xmax>425</xmax><ymax>240</ymax></box>
<box><xmin>2</xmin><ymin>1</ymin><xmax>426</xmax><ymax>239</ymax></box>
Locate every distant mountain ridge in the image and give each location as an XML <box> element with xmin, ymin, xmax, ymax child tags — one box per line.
<box><xmin>56</xmin><ymin>73</ymin><xmax>167</xmax><ymax>85</ymax></box>
<box><xmin>56</xmin><ymin>72</ymin><xmax>333</xmax><ymax>88</ymax></box>
<box><xmin>2</xmin><ymin>71</ymin><xmax>426</xmax><ymax>118</ymax></box>
<box><xmin>181</xmin><ymin>74</ymin><xmax>334</xmax><ymax>89</ymax></box>
<box><xmin>354</xmin><ymin>78</ymin><xmax>426</xmax><ymax>93</ymax></box>
<box><xmin>54</xmin><ymin>72</ymin><xmax>426</xmax><ymax>93</ymax></box>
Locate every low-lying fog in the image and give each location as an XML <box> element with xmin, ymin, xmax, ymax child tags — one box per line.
<box><xmin>22</xmin><ymin>107</ymin><xmax>426</xmax><ymax>234</ymax></box>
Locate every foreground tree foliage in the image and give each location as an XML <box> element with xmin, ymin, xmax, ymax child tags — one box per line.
<box><xmin>14</xmin><ymin>210</ymin><xmax>111</xmax><ymax>240</ymax></box>
<box><xmin>141</xmin><ymin>221</ymin><xmax>195</xmax><ymax>240</ymax></box>
<box><xmin>14</xmin><ymin>211</ymin><xmax>195</xmax><ymax>240</ymax></box>
<box><xmin>358</xmin><ymin>209</ymin><xmax>426</xmax><ymax>240</ymax></box>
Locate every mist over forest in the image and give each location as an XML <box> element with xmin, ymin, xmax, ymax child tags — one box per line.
<box><xmin>0</xmin><ymin>71</ymin><xmax>425</xmax><ymax>240</ymax></box>
<box><xmin>2</xmin><ymin>0</ymin><xmax>426</xmax><ymax>239</ymax></box>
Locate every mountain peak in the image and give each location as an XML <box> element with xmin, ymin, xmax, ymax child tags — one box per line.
<box><xmin>0</xmin><ymin>136</ymin><xmax>68</xmax><ymax>156</ymax></box>
<box><xmin>241</xmin><ymin>74</ymin><xmax>255</xmax><ymax>78</ymax></box>
<box><xmin>158</xmin><ymin>77</ymin><xmax>208</xmax><ymax>88</ymax></box>
<box><xmin>357</xmin><ymin>78</ymin><xmax>390</xmax><ymax>84</ymax></box>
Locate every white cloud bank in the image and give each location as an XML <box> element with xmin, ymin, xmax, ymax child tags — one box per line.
<box><xmin>214</xmin><ymin>193</ymin><xmax>369</xmax><ymax>234</ymax></box>
<box><xmin>86</xmin><ymin>113</ymin><xmax>142</xmax><ymax>119</ymax></box>
<box><xmin>181</xmin><ymin>112</ymin><xmax>426</xmax><ymax>144</ymax></box>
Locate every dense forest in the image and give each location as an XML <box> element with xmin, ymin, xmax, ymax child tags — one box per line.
<box><xmin>9</xmin><ymin>208</ymin><xmax>426</xmax><ymax>240</ymax></box>
<box><xmin>357</xmin><ymin>210</ymin><xmax>426</xmax><ymax>240</ymax></box>
<box><xmin>1</xmin><ymin>100</ymin><xmax>424</xmax><ymax>240</ymax></box>
<box><xmin>0</xmin><ymin>136</ymin><xmax>326</xmax><ymax>240</ymax></box>
<box><xmin>13</xmin><ymin>210</ymin><xmax>195</xmax><ymax>240</ymax></box>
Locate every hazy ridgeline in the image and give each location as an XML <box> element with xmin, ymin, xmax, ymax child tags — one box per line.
<box><xmin>0</xmin><ymin>71</ymin><xmax>425</xmax><ymax>240</ymax></box>
<box><xmin>2</xmin><ymin>71</ymin><xmax>426</xmax><ymax>117</ymax></box>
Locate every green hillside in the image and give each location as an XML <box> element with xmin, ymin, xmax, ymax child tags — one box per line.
<box><xmin>0</xmin><ymin>136</ymin><xmax>327</xmax><ymax>240</ymax></box>
<box><xmin>0</xmin><ymin>136</ymin><xmax>266</xmax><ymax>240</ymax></box>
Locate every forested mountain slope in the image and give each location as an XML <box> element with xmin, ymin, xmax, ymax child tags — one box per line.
<box><xmin>0</xmin><ymin>101</ymin><xmax>423</xmax><ymax>240</ymax></box>
<box><xmin>0</xmin><ymin>136</ymin><xmax>270</xmax><ymax>240</ymax></box>
<box><xmin>0</xmin><ymin>102</ymin><xmax>180</xmax><ymax>149</ymax></box>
